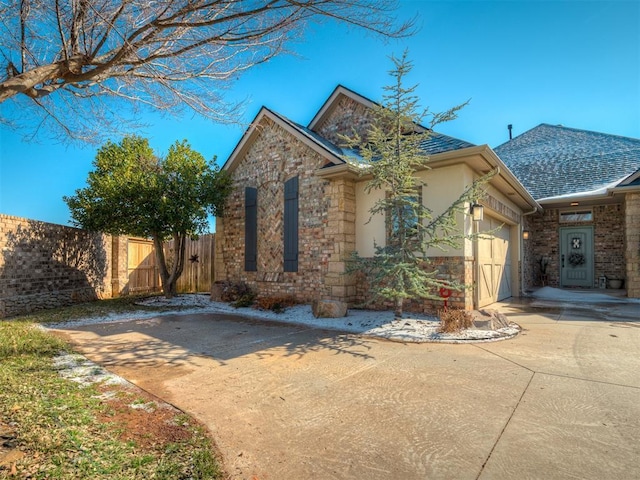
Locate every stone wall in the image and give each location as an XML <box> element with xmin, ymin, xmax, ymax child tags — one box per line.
<box><xmin>522</xmin><ymin>203</ymin><xmax>625</xmax><ymax>288</ymax></box>
<box><xmin>0</xmin><ymin>214</ymin><xmax>112</xmax><ymax>317</ymax></box>
<box><xmin>625</xmin><ymin>193</ymin><xmax>640</xmax><ymax>297</ymax></box>
<box><xmin>216</xmin><ymin>116</ymin><xmax>339</xmax><ymax>302</ymax></box>
<box><xmin>354</xmin><ymin>256</ymin><xmax>475</xmax><ymax>313</ymax></box>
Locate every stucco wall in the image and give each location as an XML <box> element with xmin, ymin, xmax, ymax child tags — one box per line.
<box><xmin>355</xmin><ymin>164</ymin><xmax>478</xmax><ymax>258</ymax></box>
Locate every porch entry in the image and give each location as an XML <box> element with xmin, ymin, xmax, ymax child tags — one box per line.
<box><xmin>477</xmin><ymin>217</ymin><xmax>512</xmax><ymax>308</ymax></box>
<box><xmin>560</xmin><ymin>226</ymin><xmax>594</xmax><ymax>288</ymax></box>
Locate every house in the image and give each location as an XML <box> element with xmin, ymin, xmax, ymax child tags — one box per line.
<box><xmin>214</xmin><ymin>86</ymin><xmax>541</xmax><ymax>312</ymax></box>
<box><xmin>495</xmin><ymin>124</ymin><xmax>640</xmax><ymax>297</ymax></box>
<box><xmin>214</xmin><ymin>87</ymin><xmax>640</xmax><ymax>311</ymax></box>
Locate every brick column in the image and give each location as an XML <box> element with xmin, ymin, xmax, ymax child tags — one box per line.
<box><xmin>625</xmin><ymin>193</ymin><xmax>640</xmax><ymax>298</ymax></box>
<box><xmin>324</xmin><ymin>178</ymin><xmax>357</xmax><ymax>302</ymax></box>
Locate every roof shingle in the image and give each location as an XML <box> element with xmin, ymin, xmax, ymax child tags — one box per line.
<box><xmin>494</xmin><ymin>123</ymin><xmax>640</xmax><ymax>200</ymax></box>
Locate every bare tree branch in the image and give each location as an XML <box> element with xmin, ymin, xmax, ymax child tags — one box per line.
<box><xmin>0</xmin><ymin>0</ymin><xmax>412</xmax><ymax>142</ymax></box>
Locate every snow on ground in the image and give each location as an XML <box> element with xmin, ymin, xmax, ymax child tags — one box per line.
<box><xmin>530</xmin><ymin>286</ymin><xmax>640</xmax><ymax>304</ymax></box>
<box><xmin>46</xmin><ymin>294</ymin><xmax>520</xmax><ymax>344</ymax></box>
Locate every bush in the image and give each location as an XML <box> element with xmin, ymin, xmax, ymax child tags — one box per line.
<box><xmin>254</xmin><ymin>295</ymin><xmax>297</xmax><ymax>314</ymax></box>
<box><xmin>438</xmin><ymin>308</ymin><xmax>473</xmax><ymax>333</ymax></box>
<box><xmin>218</xmin><ymin>281</ymin><xmax>255</xmax><ymax>307</ymax></box>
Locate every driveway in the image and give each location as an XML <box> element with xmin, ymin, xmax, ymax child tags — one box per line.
<box><xmin>53</xmin><ymin>303</ymin><xmax>640</xmax><ymax>480</ymax></box>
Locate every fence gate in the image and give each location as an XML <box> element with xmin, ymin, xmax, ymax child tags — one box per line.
<box><xmin>165</xmin><ymin>234</ymin><xmax>215</xmax><ymax>293</ymax></box>
<box><xmin>127</xmin><ymin>238</ymin><xmax>159</xmax><ymax>293</ymax></box>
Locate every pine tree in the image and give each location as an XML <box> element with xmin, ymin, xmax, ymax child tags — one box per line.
<box><xmin>344</xmin><ymin>52</ymin><xmax>494</xmax><ymax>317</ymax></box>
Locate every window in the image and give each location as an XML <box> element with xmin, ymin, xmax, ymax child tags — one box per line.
<box><xmin>245</xmin><ymin>187</ymin><xmax>257</xmax><ymax>271</ymax></box>
<box><xmin>386</xmin><ymin>189</ymin><xmax>422</xmax><ymax>243</ymax></box>
<box><xmin>560</xmin><ymin>209</ymin><xmax>593</xmax><ymax>223</ymax></box>
<box><xmin>284</xmin><ymin>176</ymin><xmax>299</xmax><ymax>272</ymax></box>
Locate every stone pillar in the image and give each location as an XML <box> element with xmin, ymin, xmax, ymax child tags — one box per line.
<box><xmin>625</xmin><ymin>193</ymin><xmax>640</xmax><ymax>298</ymax></box>
<box><xmin>111</xmin><ymin>236</ymin><xmax>129</xmax><ymax>297</ymax></box>
<box><xmin>324</xmin><ymin>178</ymin><xmax>357</xmax><ymax>302</ymax></box>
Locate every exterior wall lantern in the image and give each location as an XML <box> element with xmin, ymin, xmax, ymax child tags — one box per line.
<box><xmin>471</xmin><ymin>202</ymin><xmax>484</xmax><ymax>222</ymax></box>
<box><xmin>522</xmin><ymin>230</ymin><xmax>530</xmax><ymax>240</ymax></box>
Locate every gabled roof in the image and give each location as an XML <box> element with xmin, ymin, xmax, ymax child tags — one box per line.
<box><xmin>309</xmin><ymin>84</ymin><xmax>475</xmax><ymax>156</ymax></box>
<box><xmin>222</xmin><ymin>107</ymin><xmax>346</xmax><ymax>173</ymax></box>
<box><xmin>494</xmin><ymin>123</ymin><xmax>640</xmax><ymax>200</ymax></box>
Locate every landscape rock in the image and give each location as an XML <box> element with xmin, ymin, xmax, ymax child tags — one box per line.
<box><xmin>312</xmin><ymin>300</ymin><xmax>348</xmax><ymax>318</ymax></box>
<box><xmin>471</xmin><ymin>309</ymin><xmax>512</xmax><ymax>330</ymax></box>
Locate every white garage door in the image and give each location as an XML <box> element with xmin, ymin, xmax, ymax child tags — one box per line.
<box><xmin>477</xmin><ymin>217</ymin><xmax>512</xmax><ymax>308</ymax></box>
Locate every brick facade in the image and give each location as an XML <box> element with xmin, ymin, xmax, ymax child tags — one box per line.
<box><xmin>314</xmin><ymin>96</ymin><xmax>375</xmax><ymax>146</ymax></box>
<box><xmin>215</xmin><ymin>116</ymin><xmax>343</xmax><ymax>302</ymax></box>
<box><xmin>625</xmin><ymin>193</ymin><xmax>640</xmax><ymax>297</ymax></box>
<box><xmin>522</xmin><ymin>203</ymin><xmax>626</xmax><ymax>290</ymax></box>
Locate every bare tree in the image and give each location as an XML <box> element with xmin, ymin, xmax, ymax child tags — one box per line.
<box><xmin>0</xmin><ymin>0</ymin><xmax>411</xmax><ymax>141</ymax></box>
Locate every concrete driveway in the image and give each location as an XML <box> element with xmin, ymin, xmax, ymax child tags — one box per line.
<box><xmin>54</xmin><ymin>303</ymin><xmax>640</xmax><ymax>480</ymax></box>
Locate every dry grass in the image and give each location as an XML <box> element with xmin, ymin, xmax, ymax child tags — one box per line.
<box><xmin>0</xmin><ymin>315</ymin><xmax>224</xmax><ymax>479</ymax></box>
<box><xmin>438</xmin><ymin>308</ymin><xmax>473</xmax><ymax>333</ymax></box>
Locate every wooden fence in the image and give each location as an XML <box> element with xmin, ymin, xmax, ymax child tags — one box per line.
<box><xmin>164</xmin><ymin>234</ymin><xmax>216</xmax><ymax>293</ymax></box>
<box><xmin>127</xmin><ymin>238</ymin><xmax>160</xmax><ymax>293</ymax></box>
<box><xmin>126</xmin><ymin>234</ymin><xmax>215</xmax><ymax>294</ymax></box>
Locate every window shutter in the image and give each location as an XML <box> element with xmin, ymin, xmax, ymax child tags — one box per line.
<box><xmin>245</xmin><ymin>187</ymin><xmax>257</xmax><ymax>271</ymax></box>
<box><xmin>283</xmin><ymin>177</ymin><xmax>299</xmax><ymax>272</ymax></box>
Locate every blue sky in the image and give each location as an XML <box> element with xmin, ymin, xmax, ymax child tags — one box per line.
<box><xmin>1</xmin><ymin>0</ymin><xmax>639</xmax><ymax>227</ymax></box>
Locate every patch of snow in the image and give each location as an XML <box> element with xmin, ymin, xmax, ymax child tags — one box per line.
<box><xmin>53</xmin><ymin>352</ymin><xmax>129</xmax><ymax>386</ymax></box>
<box><xmin>46</xmin><ymin>294</ymin><xmax>520</xmax><ymax>343</ymax></box>
<box><xmin>530</xmin><ymin>286</ymin><xmax>640</xmax><ymax>304</ymax></box>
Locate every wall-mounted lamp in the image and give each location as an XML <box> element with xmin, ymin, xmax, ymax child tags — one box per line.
<box><xmin>522</xmin><ymin>230</ymin><xmax>530</xmax><ymax>240</ymax></box>
<box><xmin>471</xmin><ymin>202</ymin><xmax>484</xmax><ymax>222</ymax></box>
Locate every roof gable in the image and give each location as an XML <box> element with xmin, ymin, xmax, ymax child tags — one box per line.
<box><xmin>222</xmin><ymin>107</ymin><xmax>346</xmax><ymax>174</ymax></box>
<box><xmin>495</xmin><ymin>123</ymin><xmax>640</xmax><ymax>200</ymax></box>
<box><xmin>308</xmin><ymin>84</ymin><xmax>475</xmax><ymax>156</ymax></box>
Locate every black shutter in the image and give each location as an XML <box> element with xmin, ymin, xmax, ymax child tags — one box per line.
<box><xmin>245</xmin><ymin>187</ymin><xmax>257</xmax><ymax>272</ymax></box>
<box><xmin>283</xmin><ymin>177</ymin><xmax>299</xmax><ymax>272</ymax></box>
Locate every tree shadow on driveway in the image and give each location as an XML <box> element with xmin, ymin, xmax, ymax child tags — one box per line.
<box><xmin>52</xmin><ymin>312</ymin><xmax>378</xmax><ymax>372</ymax></box>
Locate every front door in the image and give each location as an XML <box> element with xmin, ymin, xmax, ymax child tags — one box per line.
<box><xmin>560</xmin><ymin>226</ymin><xmax>594</xmax><ymax>287</ymax></box>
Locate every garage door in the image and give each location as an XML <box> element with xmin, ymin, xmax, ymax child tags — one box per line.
<box><xmin>477</xmin><ymin>217</ymin><xmax>512</xmax><ymax>308</ymax></box>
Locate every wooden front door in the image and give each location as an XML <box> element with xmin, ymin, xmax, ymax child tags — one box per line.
<box><xmin>560</xmin><ymin>227</ymin><xmax>594</xmax><ymax>288</ymax></box>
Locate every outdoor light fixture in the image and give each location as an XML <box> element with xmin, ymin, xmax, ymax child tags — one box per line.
<box><xmin>522</xmin><ymin>230</ymin><xmax>530</xmax><ymax>240</ymax></box>
<box><xmin>570</xmin><ymin>202</ymin><xmax>579</xmax><ymax>206</ymax></box>
<box><xmin>471</xmin><ymin>202</ymin><xmax>484</xmax><ymax>222</ymax></box>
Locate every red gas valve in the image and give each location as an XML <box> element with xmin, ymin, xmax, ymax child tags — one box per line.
<box><xmin>439</xmin><ymin>285</ymin><xmax>452</xmax><ymax>311</ymax></box>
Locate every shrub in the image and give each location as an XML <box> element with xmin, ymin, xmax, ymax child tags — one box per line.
<box><xmin>219</xmin><ymin>281</ymin><xmax>254</xmax><ymax>304</ymax></box>
<box><xmin>438</xmin><ymin>308</ymin><xmax>473</xmax><ymax>333</ymax></box>
<box><xmin>231</xmin><ymin>292</ymin><xmax>256</xmax><ymax>308</ymax></box>
<box><xmin>254</xmin><ymin>295</ymin><xmax>297</xmax><ymax>314</ymax></box>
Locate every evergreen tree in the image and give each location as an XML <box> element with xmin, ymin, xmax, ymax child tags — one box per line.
<box><xmin>344</xmin><ymin>52</ymin><xmax>494</xmax><ymax>317</ymax></box>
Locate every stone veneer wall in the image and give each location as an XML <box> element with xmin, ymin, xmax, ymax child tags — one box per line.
<box><xmin>354</xmin><ymin>256</ymin><xmax>475</xmax><ymax>313</ymax></box>
<box><xmin>0</xmin><ymin>214</ymin><xmax>113</xmax><ymax>317</ymax></box>
<box><xmin>523</xmin><ymin>203</ymin><xmax>625</xmax><ymax>288</ymax></box>
<box><xmin>216</xmin><ymin>117</ymin><xmax>356</xmax><ymax>303</ymax></box>
<box><xmin>625</xmin><ymin>193</ymin><xmax>640</xmax><ymax>297</ymax></box>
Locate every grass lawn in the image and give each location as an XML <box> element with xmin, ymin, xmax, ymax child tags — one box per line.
<box><xmin>0</xmin><ymin>298</ymin><xmax>225</xmax><ymax>479</ymax></box>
